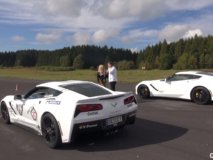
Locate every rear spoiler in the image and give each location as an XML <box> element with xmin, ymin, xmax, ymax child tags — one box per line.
<box><xmin>77</xmin><ymin>92</ymin><xmax>134</xmax><ymax>104</ymax></box>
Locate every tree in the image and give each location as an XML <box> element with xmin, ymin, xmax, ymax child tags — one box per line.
<box><xmin>174</xmin><ymin>39</ymin><xmax>184</xmax><ymax>58</ymax></box>
<box><xmin>159</xmin><ymin>53</ymin><xmax>174</xmax><ymax>69</ymax></box>
<box><xmin>173</xmin><ymin>52</ymin><xmax>197</xmax><ymax>69</ymax></box>
<box><xmin>0</xmin><ymin>36</ymin><xmax>213</xmax><ymax>69</ymax></box>
<box><xmin>15</xmin><ymin>51</ymin><xmax>37</xmax><ymax>67</ymax></box>
<box><xmin>117</xmin><ymin>60</ymin><xmax>135</xmax><ymax>70</ymax></box>
<box><xmin>73</xmin><ymin>54</ymin><xmax>84</xmax><ymax>69</ymax></box>
<box><xmin>158</xmin><ymin>40</ymin><xmax>174</xmax><ymax>69</ymax></box>
<box><xmin>60</xmin><ymin>55</ymin><xmax>70</xmax><ymax>67</ymax></box>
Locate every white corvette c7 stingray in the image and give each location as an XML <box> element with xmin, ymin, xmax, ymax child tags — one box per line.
<box><xmin>136</xmin><ymin>71</ymin><xmax>213</xmax><ymax>105</ymax></box>
<box><xmin>0</xmin><ymin>81</ymin><xmax>137</xmax><ymax>148</ymax></box>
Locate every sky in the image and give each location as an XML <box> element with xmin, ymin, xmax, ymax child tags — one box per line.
<box><xmin>0</xmin><ymin>0</ymin><xmax>213</xmax><ymax>52</ymax></box>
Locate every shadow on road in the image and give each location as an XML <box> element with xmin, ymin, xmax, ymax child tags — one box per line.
<box><xmin>61</xmin><ymin>118</ymin><xmax>188</xmax><ymax>151</ymax></box>
<box><xmin>139</xmin><ymin>97</ymin><xmax>213</xmax><ymax>106</ymax></box>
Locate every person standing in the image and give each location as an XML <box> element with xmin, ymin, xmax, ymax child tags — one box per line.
<box><xmin>107</xmin><ymin>61</ymin><xmax>117</xmax><ymax>91</ymax></box>
<box><xmin>97</xmin><ymin>64</ymin><xmax>108</xmax><ymax>87</ymax></box>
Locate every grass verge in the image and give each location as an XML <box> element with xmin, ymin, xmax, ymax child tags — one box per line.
<box><xmin>0</xmin><ymin>68</ymin><xmax>212</xmax><ymax>83</ymax></box>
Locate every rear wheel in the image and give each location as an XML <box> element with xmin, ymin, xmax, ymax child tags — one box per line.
<box><xmin>0</xmin><ymin>102</ymin><xmax>11</xmax><ymax>124</ymax></box>
<box><xmin>41</xmin><ymin>113</ymin><xmax>61</xmax><ymax>148</ymax></box>
<box><xmin>138</xmin><ymin>85</ymin><xmax>150</xmax><ymax>99</ymax></box>
<box><xmin>191</xmin><ymin>87</ymin><xmax>211</xmax><ymax>105</ymax></box>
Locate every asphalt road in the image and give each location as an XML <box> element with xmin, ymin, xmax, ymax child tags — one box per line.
<box><xmin>0</xmin><ymin>77</ymin><xmax>212</xmax><ymax>160</ymax></box>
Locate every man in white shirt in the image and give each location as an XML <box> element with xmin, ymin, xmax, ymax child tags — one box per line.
<box><xmin>107</xmin><ymin>62</ymin><xmax>118</xmax><ymax>91</ymax></box>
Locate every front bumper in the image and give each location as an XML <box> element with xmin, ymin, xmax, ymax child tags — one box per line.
<box><xmin>71</xmin><ymin>111</ymin><xmax>136</xmax><ymax>139</ymax></box>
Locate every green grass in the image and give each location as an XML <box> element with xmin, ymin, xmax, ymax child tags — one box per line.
<box><xmin>0</xmin><ymin>68</ymin><xmax>212</xmax><ymax>83</ymax></box>
<box><xmin>0</xmin><ymin>68</ymin><xmax>96</xmax><ymax>81</ymax></box>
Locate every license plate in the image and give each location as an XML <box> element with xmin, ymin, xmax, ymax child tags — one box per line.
<box><xmin>106</xmin><ymin>116</ymin><xmax>123</xmax><ymax>126</ymax></box>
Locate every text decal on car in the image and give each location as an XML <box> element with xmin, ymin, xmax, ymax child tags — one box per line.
<box><xmin>46</xmin><ymin>100</ymin><xmax>61</xmax><ymax>105</ymax></box>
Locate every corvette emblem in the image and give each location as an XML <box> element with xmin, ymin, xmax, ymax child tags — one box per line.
<box><xmin>111</xmin><ymin>102</ymin><xmax>118</xmax><ymax>108</ymax></box>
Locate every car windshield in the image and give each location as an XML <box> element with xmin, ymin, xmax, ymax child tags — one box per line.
<box><xmin>60</xmin><ymin>83</ymin><xmax>112</xmax><ymax>97</ymax></box>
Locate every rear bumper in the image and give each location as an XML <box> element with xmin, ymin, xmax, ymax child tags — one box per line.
<box><xmin>71</xmin><ymin>111</ymin><xmax>136</xmax><ymax>139</ymax></box>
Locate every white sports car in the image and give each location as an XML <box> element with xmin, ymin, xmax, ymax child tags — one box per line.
<box><xmin>136</xmin><ymin>71</ymin><xmax>213</xmax><ymax>105</ymax></box>
<box><xmin>0</xmin><ymin>81</ymin><xmax>137</xmax><ymax>148</ymax></box>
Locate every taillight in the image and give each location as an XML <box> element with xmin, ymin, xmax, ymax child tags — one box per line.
<box><xmin>74</xmin><ymin>104</ymin><xmax>103</xmax><ymax>117</ymax></box>
<box><xmin>124</xmin><ymin>96</ymin><xmax>136</xmax><ymax>105</ymax></box>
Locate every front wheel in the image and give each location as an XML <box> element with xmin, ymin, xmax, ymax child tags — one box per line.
<box><xmin>41</xmin><ymin>113</ymin><xmax>62</xmax><ymax>148</ymax></box>
<box><xmin>0</xmin><ymin>102</ymin><xmax>11</xmax><ymax>124</ymax></box>
<box><xmin>191</xmin><ymin>87</ymin><xmax>211</xmax><ymax>105</ymax></box>
<box><xmin>137</xmin><ymin>85</ymin><xmax>150</xmax><ymax>99</ymax></box>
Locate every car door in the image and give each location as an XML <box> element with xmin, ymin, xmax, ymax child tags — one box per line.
<box><xmin>163</xmin><ymin>74</ymin><xmax>190</xmax><ymax>97</ymax></box>
<box><xmin>21</xmin><ymin>87</ymin><xmax>62</xmax><ymax>130</ymax></box>
<box><xmin>149</xmin><ymin>79</ymin><xmax>171</xmax><ymax>96</ymax></box>
<box><xmin>11</xmin><ymin>97</ymin><xmax>25</xmax><ymax>122</ymax></box>
<box><xmin>21</xmin><ymin>87</ymin><xmax>49</xmax><ymax>130</ymax></box>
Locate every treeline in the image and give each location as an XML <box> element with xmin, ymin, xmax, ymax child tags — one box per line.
<box><xmin>0</xmin><ymin>45</ymin><xmax>137</xmax><ymax>69</ymax></box>
<box><xmin>137</xmin><ymin>35</ymin><xmax>213</xmax><ymax>69</ymax></box>
<box><xmin>0</xmin><ymin>35</ymin><xmax>213</xmax><ymax>70</ymax></box>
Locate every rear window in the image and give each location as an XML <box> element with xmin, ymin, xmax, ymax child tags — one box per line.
<box><xmin>196</xmin><ymin>71</ymin><xmax>213</xmax><ymax>77</ymax></box>
<box><xmin>61</xmin><ymin>83</ymin><xmax>111</xmax><ymax>97</ymax></box>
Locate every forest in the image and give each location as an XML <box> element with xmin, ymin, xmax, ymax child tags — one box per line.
<box><xmin>0</xmin><ymin>35</ymin><xmax>212</xmax><ymax>70</ymax></box>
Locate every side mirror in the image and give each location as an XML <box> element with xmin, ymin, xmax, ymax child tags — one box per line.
<box><xmin>165</xmin><ymin>76</ymin><xmax>172</xmax><ymax>82</ymax></box>
<box><xmin>14</xmin><ymin>95</ymin><xmax>23</xmax><ymax>100</ymax></box>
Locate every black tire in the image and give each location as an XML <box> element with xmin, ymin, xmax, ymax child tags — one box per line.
<box><xmin>138</xmin><ymin>85</ymin><xmax>150</xmax><ymax>99</ymax></box>
<box><xmin>0</xmin><ymin>102</ymin><xmax>11</xmax><ymax>124</ymax></box>
<box><xmin>191</xmin><ymin>87</ymin><xmax>211</xmax><ymax>105</ymax></box>
<box><xmin>41</xmin><ymin>113</ymin><xmax>62</xmax><ymax>148</ymax></box>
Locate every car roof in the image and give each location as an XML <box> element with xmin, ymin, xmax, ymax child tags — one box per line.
<box><xmin>176</xmin><ymin>71</ymin><xmax>200</xmax><ymax>75</ymax></box>
<box><xmin>37</xmin><ymin>80</ymin><xmax>92</xmax><ymax>88</ymax></box>
<box><xmin>176</xmin><ymin>71</ymin><xmax>213</xmax><ymax>76</ymax></box>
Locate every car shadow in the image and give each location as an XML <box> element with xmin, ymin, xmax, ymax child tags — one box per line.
<box><xmin>61</xmin><ymin>118</ymin><xmax>188</xmax><ymax>151</ymax></box>
<box><xmin>139</xmin><ymin>97</ymin><xmax>213</xmax><ymax>106</ymax></box>
<box><xmin>138</xmin><ymin>96</ymin><xmax>192</xmax><ymax>104</ymax></box>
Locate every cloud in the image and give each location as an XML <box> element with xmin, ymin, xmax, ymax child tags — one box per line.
<box><xmin>183</xmin><ymin>29</ymin><xmax>203</xmax><ymax>39</ymax></box>
<box><xmin>72</xmin><ymin>32</ymin><xmax>91</xmax><ymax>45</ymax></box>
<box><xmin>0</xmin><ymin>0</ymin><xmax>212</xmax><ymax>49</ymax></box>
<box><xmin>92</xmin><ymin>29</ymin><xmax>119</xmax><ymax>43</ymax></box>
<box><xmin>2</xmin><ymin>0</ymin><xmax>212</xmax><ymax>28</ymax></box>
<box><xmin>166</xmin><ymin>0</ymin><xmax>213</xmax><ymax>10</ymax></box>
<box><xmin>35</xmin><ymin>32</ymin><xmax>61</xmax><ymax>44</ymax></box>
<box><xmin>189</xmin><ymin>14</ymin><xmax>213</xmax><ymax>36</ymax></box>
<box><xmin>130</xmin><ymin>47</ymin><xmax>139</xmax><ymax>53</ymax></box>
<box><xmin>37</xmin><ymin>0</ymin><xmax>86</xmax><ymax>17</ymax></box>
<box><xmin>71</xmin><ymin>29</ymin><xmax>119</xmax><ymax>45</ymax></box>
<box><xmin>11</xmin><ymin>35</ymin><xmax>25</xmax><ymax>42</ymax></box>
<box><xmin>122</xmin><ymin>29</ymin><xmax>158</xmax><ymax>43</ymax></box>
<box><xmin>158</xmin><ymin>24</ymin><xmax>204</xmax><ymax>42</ymax></box>
<box><xmin>93</xmin><ymin>0</ymin><xmax>213</xmax><ymax>20</ymax></box>
<box><xmin>158</xmin><ymin>24</ymin><xmax>189</xmax><ymax>42</ymax></box>
<box><xmin>93</xmin><ymin>0</ymin><xmax>167</xmax><ymax>20</ymax></box>
<box><xmin>1</xmin><ymin>0</ymin><xmax>212</xmax><ymax>32</ymax></box>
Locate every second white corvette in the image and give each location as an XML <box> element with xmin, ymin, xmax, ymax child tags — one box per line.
<box><xmin>136</xmin><ymin>71</ymin><xmax>213</xmax><ymax>105</ymax></box>
<box><xmin>1</xmin><ymin>81</ymin><xmax>137</xmax><ymax>148</ymax></box>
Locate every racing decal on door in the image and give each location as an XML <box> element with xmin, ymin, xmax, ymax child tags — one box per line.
<box><xmin>16</xmin><ymin>104</ymin><xmax>23</xmax><ymax>115</ymax></box>
<box><xmin>29</xmin><ymin>107</ymin><xmax>37</xmax><ymax>121</ymax></box>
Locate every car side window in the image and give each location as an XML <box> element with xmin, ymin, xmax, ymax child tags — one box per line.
<box><xmin>185</xmin><ymin>74</ymin><xmax>201</xmax><ymax>79</ymax></box>
<box><xmin>24</xmin><ymin>87</ymin><xmax>62</xmax><ymax>99</ymax></box>
<box><xmin>25</xmin><ymin>88</ymin><xmax>47</xmax><ymax>99</ymax></box>
<box><xmin>168</xmin><ymin>74</ymin><xmax>188</xmax><ymax>81</ymax></box>
<box><xmin>44</xmin><ymin>88</ymin><xmax>62</xmax><ymax>98</ymax></box>
<box><xmin>168</xmin><ymin>74</ymin><xmax>201</xmax><ymax>82</ymax></box>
